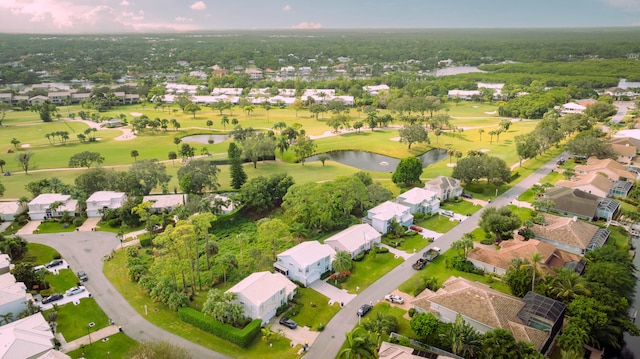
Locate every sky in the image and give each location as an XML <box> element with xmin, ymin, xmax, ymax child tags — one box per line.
<box><xmin>0</xmin><ymin>0</ymin><xmax>639</xmax><ymax>34</ymax></box>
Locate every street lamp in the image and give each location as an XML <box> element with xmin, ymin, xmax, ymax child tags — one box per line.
<box><xmin>495</xmin><ymin>188</ymin><xmax>498</xmax><ymax>197</ymax></box>
<box><xmin>87</xmin><ymin>325</ymin><xmax>92</xmax><ymax>345</ymax></box>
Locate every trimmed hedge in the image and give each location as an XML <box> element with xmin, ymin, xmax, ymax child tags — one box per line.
<box><xmin>178</xmin><ymin>307</ymin><xmax>261</xmax><ymax>347</ymax></box>
<box><xmin>139</xmin><ymin>237</ymin><xmax>152</xmax><ymax>247</ymax></box>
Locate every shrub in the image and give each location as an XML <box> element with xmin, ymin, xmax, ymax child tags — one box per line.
<box><xmin>408</xmin><ymin>308</ymin><xmax>416</xmax><ymax>317</ymax></box>
<box><xmin>449</xmin><ymin>256</ymin><xmax>477</xmax><ymax>273</ymax></box>
<box><xmin>139</xmin><ymin>237</ymin><xmax>152</xmax><ymax>247</ymax></box>
<box><xmin>353</xmin><ymin>252</ymin><xmax>365</xmax><ymax>261</ymax></box>
<box><xmin>52</xmin><ymin>253</ymin><xmax>62</xmax><ymax>260</ymax></box>
<box><xmin>316</xmin><ymin>323</ymin><xmax>325</xmax><ymax>331</ymax></box>
<box><xmin>276</xmin><ymin>302</ymin><xmax>290</xmax><ymax>316</ymax></box>
<box><xmin>178</xmin><ymin>308</ymin><xmax>261</xmax><ymax>347</ymax></box>
<box><xmin>72</xmin><ymin>217</ymin><xmax>85</xmax><ymax>227</ymax></box>
<box><xmin>480</xmin><ymin>238</ymin><xmax>495</xmax><ymax>245</ymax></box>
<box><xmin>413</xmin><ymin>212</ymin><xmax>426</xmax><ymax>221</ymax></box>
<box><xmin>107</xmin><ymin>218</ymin><xmax>121</xmax><ymax>227</ymax></box>
<box><xmin>375</xmin><ymin>246</ymin><xmax>389</xmax><ymax>254</ymax></box>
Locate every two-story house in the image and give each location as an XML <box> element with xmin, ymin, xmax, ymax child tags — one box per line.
<box><xmin>274</xmin><ymin>241</ymin><xmax>335</xmax><ymax>286</ymax></box>
<box><xmin>363</xmin><ymin>201</ymin><xmax>413</xmax><ymax>234</ymax></box>
<box><xmin>28</xmin><ymin>194</ymin><xmax>77</xmax><ymax>221</ymax></box>
<box><xmin>226</xmin><ymin>272</ymin><xmax>296</xmax><ymax>325</ymax></box>
<box><xmin>85</xmin><ymin>191</ymin><xmax>126</xmax><ymax>217</ymax></box>
<box><xmin>424</xmin><ymin>176</ymin><xmax>463</xmax><ymax>201</ymax></box>
<box><xmin>397</xmin><ymin>187</ymin><xmax>440</xmax><ymax>215</ymax></box>
<box><xmin>325</xmin><ymin>224</ymin><xmax>382</xmax><ymax>258</ymax></box>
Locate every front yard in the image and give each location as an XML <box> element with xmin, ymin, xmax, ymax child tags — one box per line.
<box><xmin>415</xmin><ymin>215</ymin><xmax>459</xmax><ymax>233</ymax></box>
<box><xmin>335</xmin><ymin>251</ymin><xmax>404</xmax><ymax>294</ymax></box>
<box><xmin>66</xmin><ymin>332</ymin><xmax>137</xmax><ymax>359</ymax></box>
<box><xmin>44</xmin><ymin>268</ymin><xmax>79</xmax><ymax>294</ymax></box>
<box><xmin>46</xmin><ymin>297</ymin><xmax>110</xmax><ymax>341</ymax></box>
<box><xmin>288</xmin><ymin>287</ymin><xmax>341</xmax><ymax>331</ymax></box>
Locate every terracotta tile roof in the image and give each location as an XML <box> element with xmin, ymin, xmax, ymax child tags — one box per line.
<box><xmin>532</xmin><ymin>214</ymin><xmax>600</xmax><ymax>250</ymax></box>
<box><xmin>556</xmin><ymin>172</ymin><xmax>613</xmax><ymax>195</ymax></box>
<box><xmin>610</xmin><ymin>143</ymin><xmax>637</xmax><ymax>157</ymax></box>
<box><xmin>543</xmin><ymin>187</ymin><xmax>599</xmax><ymax>218</ymax></box>
<box><xmin>575</xmin><ymin>157</ymin><xmax>636</xmax><ymax>180</ymax></box>
<box><xmin>468</xmin><ymin>240</ymin><xmax>556</xmax><ymax>271</ymax></box>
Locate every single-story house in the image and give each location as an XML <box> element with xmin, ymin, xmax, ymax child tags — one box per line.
<box><xmin>560</xmin><ymin>102</ymin><xmax>586</xmax><ymax>115</ymax></box>
<box><xmin>447</xmin><ymin>90</ymin><xmax>480</xmax><ymax>100</ymax></box>
<box><xmin>0</xmin><ymin>313</ymin><xmax>55</xmax><ymax>358</ymax></box>
<box><xmin>575</xmin><ymin>157</ymin><xmax>636</xmax><ymax>182</ymax></box>
<box><xmin>609</xmin><ymin>180</ymin><xmax>633</xmax><ymax>198</ymax></box>
<box><xmin>141</xmin><ymin>194</ymin><xmax>187</xmax><ymax>214</ymax></box>
<box><xmin>28</xmin><ymin>194</ymin><xmax>78</xmax><ymax>221</ymax></box>
<box><xmin>325</xmin><ymin>224</ymin><xmax>382</xmax><ymax>258</ymax></box>
<box><xmin>542</xmin><ymin>187</ymin><xmax>600</xmax><ymax>221</ymax></box>
<box><xmin>274</xmin><ymin>241</ymin><xmax>335</xmax><ymax>286</ymax></box>
<box><xmin>0</xmin><ymin>254</ymin><xmax>11</xmax><ymax>275</ymax></box>
<box><xmin>412</xmin><ymin>276</ymin><xmax>565</xmax><ymax>354</ymax></box>
<box><xmin>0</xmin><ymin>202</ymin><xmax>25</xmax><ymax>222</ymax></box>
<box><xmin>226</xmin><ymin>271</ymin><xmax>296</xmax><ymax>325</ymax></box>
<box><xmin>532</xmin><ymin>214</ymin><xmax>610</xmax><ymax>255</ymax></box>
<box><xmin>363</xmin><ymin>84</ymin><xmax>389</xmax><ymax>96</ymax></box>
<box><xmin>378</xmin><ymin>341</ymin><xmax>457</xmax><ymax>359</ymax></box>
<box><xmin>0</xmin><ymin>273</ymin><xmax>30</xmax><ymax>321</ymax></box>
<box><xmin>555</xmin><ymin>173</ymin><xmax>613</xmax><ymax>198</ymax></box>
<box><xmin>424</xmin><ymin>176</ymin><xmax>463</xmax><ymax>201</ymax></box>
<box><xmin>85</xmin><ymin>191</ymin><xmax>126</xmax><ymax>217</ymax></box>
<box><xmin>609</xmin><ymin>143</ymin><xmax>636</xmax><ymax>165</ymax></box>
<box><xmin>397</xmin><ymin>187</ymin><xmax>440</xmax><ymax>215</ymax></box>
<box><xmin>209</xmin><ymin>194</ymin><xmax>236</xmax><ymax>215</ymax></box>
<box><xmin>364</xmin><ymin>201</ymin><xmax>413</xmax><ymax>234</ymax></box>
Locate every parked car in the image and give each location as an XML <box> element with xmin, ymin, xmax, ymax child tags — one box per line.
<box><xmin>384</xmin><ymin>294</ymin><xmax>405</xmax><ymax>304</ymax></box>
<box><xmin>357</xmin><ymin>304</ymin><xmax>373</xmax><ymax>317</ymax></box>
<box><xmin>441</xmin><ymin>210</ymin><xmax>455</xmax><ymax>217</ymax></box>
<box><xmin>409</xmin><ymin>225</ymin><xmax>423</xmax><ymax>232</ymax></box>
<box><xmin>45</xmin><ymin>259</ymin><xmax>64</xmax><ymax>268</ymax></box>
<box><xmin>77</xmin><ymin>271</ymin><xmax>88</xmax><ymax>282</ymax></box>
<box><xmin>461</xmin><ymin>193</ymin><xmax>473</xmax><ymax>199</ymax></box>
<box><xmin>65</xmin><ymin>286</ymin><xmax>85</xmax><ymax>296</ymax></box>
<box><xmin>42</xmin><ymin>293</ymin><xmax>63</xmax><ymax>304</ymax></box>
<box><xmin>279</xmin><ymin>317</ymin><xmax>298</xmax><ymax>329</ymax></box>
<box><xmin>412</xmin><ymin>258</ymin><xmax>427</xmax><ymax>270</ymax></box>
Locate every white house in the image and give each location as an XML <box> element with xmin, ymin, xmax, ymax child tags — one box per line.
<box><xmin>0</xmin><ymin>273</ymin><xmax>30</xmax><ymax>322</ymax></box>
<box><xmin>85</xmin><ymin>191</ymin><xmax>126</xmax><ymax>217</ymax></box>
<box><xmin>141</xmin><ymin>194</ymin><xmax>186</xmax><ymax>214</ymax></box>
<box><xmin>0</xmin><ymin>312</ymin><xmax>55</xmax><ymax>359</ymax></box>
<box><xmin>0</xmin><ymin>202</ymin><xmax>25</xmax><ymax>222</ymax></box>
<box><xmin>447</xmin><ymin>90</ymin><xmax>480</xmax><ymax>100</ymax></box>
<box><xmin>560</xmin><ymin>103</ymin><xmax>586</xmax><ymax>115</ymax></box>
<box><xmin>325</xmin><ymin>224</ymin><xmax>382</xmax><ymax>258</ymax></box>
<box><xmin>397</xmin><ymin>187</ymin><xmax>440</xmax><ymax>215</ymax></box>
<box><xmin>28</xmin><ymin>194</ymin><xmax>77</xmax><ymax>221</ymax></box>
<box><xmin>226</xmin><ymin>272</ymin><xmax>296</xmax><ymax>325</ymax></box>
<box><xmin>364</xmin><ymin>201</ymin><xmax>414</xmax><ymax>234</ymax></box>
<box><xmin>209</xmin><ymin>194</ymin><xmax>236</xmax><ymax>215</ymax></box>
<box><xmin>424</xmin><ymin>176</ymin><xmax>463</xmax><ymax>201</ymax></box>
<box><xmin>363</xmin><ymin>84</ymin><xmax>389</xmax><ymax>96</ymax></box>
<box><xmin>274</xmin><ymin>241</ymin><xmax>335</xmax><ymax>286</ymax></box>
<box><xmin>0</xmin><ymin>254</ymin><xmax>11</xmax><ymax>275</ymax></box>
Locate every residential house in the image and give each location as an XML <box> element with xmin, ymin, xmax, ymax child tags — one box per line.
<box><xmin>0</xmin><ymin>273</ymin><xmax>30</xmax><ymax>322</ymax></box>
<box><xmin>604</xmin><ymin>87</ymin><xmax>637</xmax><ymax>100</ymax></box>
<box><xmin>555</xmin><ymin>173</ymin><xmax>613</xmax><ymax>198</ymax></box>
<box><xmin>468</xmin><ymin>239</ymin><xmax>582</xmax><ymax>275</ymax></box>
<box><xmin>560</xmin><ymin>103</ymin><xmax>586</xmax><ymax>115</ymax></box>
<box><xmin>29</xmin><ymin>95</ymin><xmax>50</xmax><ymax>105</ymax></box>
<box><xmin>364</xmin><ymin>201</ymin><xmax>413</xmax><ymax>234</ymax></box>
<box><xmin>447</xmin><ymin>90</ymin><xmax>480</xmax><ymax>100</ymax></box>
<box><xmin>609</xmin><ymin>142</ymin><xmax>636</xmax><ymax>165</ymax></box>
<box><xmin>325</xmin><ymin>224</ymin><xmax>382</xmax><ymax>258</ymax></box>
<box><xmin>28</xmin><ymin>194</ymin><xmax>77</xmax><ymax>221</ymax></box>
<box><xmin>363</xmin><ymin>85</ymin><xmax>389</xmax><ymax>96</ymax></box>
<box><xmin>35</xmin><ymin>349</ymin><xmax>72</xmax><ymax>359</ymax></box>
<box><xmin>532</xmin><ymin>214</ymin><xmax>610</xmax><ymax>255</ymax></box>
<box><xmin>609</xmin><ymin>180</ymin><xmax>633</xmax><ymax>198</ymax></box>
<box><xmin>397</xmin><ymin>187</ymin><xmax>440</xmax><ymax>215</ymax></box>
<box><xmin>574</xmin><ymin>157</ymin><xmax>636</xmax><ymax>181</ymax></box>
<box><xmin>412</xmin><ymin>276</ymin><xmax>565</xmax><ymax>354</ymax></box>
<box><xmin>208</xmin><ymin>194</ymin><xmax>236</xmax><ymax>215</ymax></box>
<box><xmin>424</xmin><ymin>176</ymin><xmax>463</xmax><ymax>201</ymax></box>
<box><xmin>542</xmin><ymin>187</ymin><xmax>601</xmax><ymax>221</ymax></box>
<box><xmin>85</xmin><ymin>191</ymin><xmax>126</xmax><ymax>217</ymax></box>
<box><xmin>378</xmin><ymin>341</ymin><xmax>459</xmax><ymax>359</ymax></box>
<box><xmin>226</xmin><ymin>271</ymin><xmax>296</xmax><ymax>325</ymax></box>
<box><xmin>274</xmin><ymin>241</ymin><xmax>335</xmax><ymax>286</ymax></box>
<box><xmin>596</xmin><ymin>197</ymin><xmax>621</xmax><ymax>221</ymax></box>
<box><xmin>141</xmin><ymin>194</ymin><xmax>186</xmax><ymax>214</ymax></box>
<box><xmin>0</xmin><ymin>313</ymin><xmax>55</xmax><ymax>359</ymax></box>
<box><xmin>0</xmin><ymin>254</ymin><xmax>11</xmax><ymax>275</ymax></box>
<box><xmin>0</xmin><ymin>202</ymin><xmax>25</xmax><ymax>222</ymax></box>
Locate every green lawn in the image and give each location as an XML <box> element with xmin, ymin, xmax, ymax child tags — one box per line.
<box><xmin>66</xmin><ymin>332</ymin><xmax>138</xmax><ymax>359</ymax></box>
<box><xmin>340</xmin><ymin>252</ymin><xmax>404</xmax><ymax>294</ymax></box>
<box><xmin>288</xmin><ymin>287</ymin><xmax>341</xmax><ymax>331</ymax></box>
<box><xmin>103</xmin><ymin>250</ymin><xmax>301</xmax><ymax>359</ymax></box>
<box><xmin>37</xmin><ymin>221</ymin><xmax>78</xmax><ymax>233</ymax></box>
<box><xmin>415</xmin><ymin>215</ymin><xmax>459</xmax><ymax>233</ymax></box>
<box><xmin>395</xmin><ymin>233</ymin><xmax>432</xmax><ymax>252</ymax></box>
<box><xmin>19</xmin><ymin>243</ymin><xmax>60</xmax><ymax>265</ymax></box>
<box><xmin>440</xmin><ymin>200</ymin><xmax>482</xmax><ymax>215</ymax></box>
<box><xmin>506</xmin><ymin>205</ymin><xmax>535</xmax><ymax>223</ymax></box>
<box><xmin>45</xmin><ymin>269</ymin><xmax>79</xmax><ymax>294</ymax></box>
<box><xmin>366</xmin><ymin>302</ymin><xmax>413</xmax><ymax>339</ymax></box>
<box><xmin>47</xmin><ymin>297</ymin><xmax>111</xmax><ymax>341</ymax></box>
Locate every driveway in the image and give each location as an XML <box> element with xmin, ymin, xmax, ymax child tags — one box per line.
<box><xmin>270</xmin><ymin>316</ymin><xmax>320</xmax><ymax>347</ymax></box>
<box><xmin>309</xmin><ymin>279</ymin><xmax>356</xmax><ymax>306</ymax></box>
<box><xmin>77</xmin><ymin>217</ymin><xmax>101</xmax><ymax>231</ymax></box>
<box><xmin>16</xmin><ymin>220</ymin><xmax>40</xmax><ymax>235</ymax></box>
<box><xmin>22</xmin><ymin>231</ymin><xmax>230</xmax><ymax>359</ymax></box>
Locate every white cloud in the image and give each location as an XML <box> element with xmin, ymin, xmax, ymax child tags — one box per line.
<box><xmin>282</xmin><ymin>4</ymin><xmax>292</xmax><ymax>12</ymax></box>
<box><xmin>120</xmin><ymin>0</ymin><xmax>130</xmax><ymax>6</ymax></box>
<box><xmin>190</xmin><ymin>1</ymin><xmax>206</xmax><ymax>10</ymax></box>
<box><xmin>292</xmin><ymin>21</ymin><xmax>322</xmax><ymax>29</ymax></box>
<box><xmin>175</xmin><ymin>16</ymin><xmax>193</xmax><ymax>22</ymax></box>
<box><xmin>602</xmin><ymin>0</ymin><xmax>640</xmax><ymax>11</ymax></box>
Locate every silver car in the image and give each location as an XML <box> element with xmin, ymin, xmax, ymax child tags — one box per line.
<box><xmin>65</xmin><ymin>286</ymin><xmax>85</xmax><ymax>296</ymax></box>
<box><xmin>384</xmin><ymin>294</ymin><xmax>404</xmax><ymax>304</ymax></box>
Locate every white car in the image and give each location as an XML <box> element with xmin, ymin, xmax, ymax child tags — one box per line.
<box><xmin>384</xmin><ymin>294</ymin><xmax>404</xmax><ymax>304</ymax></box>
<box><xmin>65</xmin><ymin>286</ymin><xmax>85</xmax><ymax>296</ymax></box>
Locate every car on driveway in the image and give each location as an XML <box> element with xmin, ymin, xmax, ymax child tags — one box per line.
<box><xmin>42</xmin><ymin>293</ymin><xmax>63</xmax><ymax>304</ymax></box>
<box><xmin>357</xmin><ymin>304</ymin><xmax>373</xmax><ymax>317</ymax></box>
<box><xmin>279</xmin><ymin>317</ymin><xmax>298</xmax><ymax>329</ymax></box>
<box><xmin>384</xmin><ymin>294</ymin><xmax>404</xmax><ymax>304</ymax></box>
<box><xmin>461</xmin><ymin>193</ymin><xmax>473</xmax><ymax>199</ymax></box>
<box><xmin>45</xmin><ymin>259</ymin><xmax>64</xmax><ymax>268</ymax></box>
<box><xmin>409</xmin><ymin>225</ymin><xmax>423</xmax><ymax>232</ymax></box>
<box><xmin>77</xmin><ymin>271</ymin><xmax>88</xmax><ymax>282</ymax></box>
<box><xmin>65</xmin><ymin>286</ymin><xmax>85</xmax><ymax>296</ymax></box>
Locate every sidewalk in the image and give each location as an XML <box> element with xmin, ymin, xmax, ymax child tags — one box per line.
<box><xmin>379</xmin><ymin>244</ymin><xmax>413</xmax><ymax>260</ymax></box>
<box><xmin>309</xmin><ymin>280</ymin><xmax>356</xmax><ymax>306</ymax></box>
<box><xmin>60</xmin><ymin>324</ymin><xmax>120</xmax><ymax>352</ymax></box>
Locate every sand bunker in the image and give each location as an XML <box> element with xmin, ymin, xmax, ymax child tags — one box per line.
<box><xmin>390</xmin><ymin>137</ymin><xmax>401</xmax><ymax>142</ymax></box>
<box><xmin>130</xmin><ymin>112</ymin><xmax>143</xmax><ymax>117</ymax></box>
<box><xmin>479</xmin><ymin>148</ymin><xmax>490</xmax><ymax>152</ymax></box>
<box><xmin>20</xmin><ymin>144</ymin><xmax>31</xmax><ymax>148</ymax></box>
<box><xmin>484</xmin><ymin>111</ymin><xmax>497</xmax><ymax>115</ymax></box>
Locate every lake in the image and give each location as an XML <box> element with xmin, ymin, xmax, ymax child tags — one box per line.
<box><xmin>306</xmin><ymin>149</ymin><xmax>448</xmax><ymax>172</ymax></box>
<box><xmin>181</xmin><ymin>134</ymin><xmax>231</xmax><ymax>144</ymax></box>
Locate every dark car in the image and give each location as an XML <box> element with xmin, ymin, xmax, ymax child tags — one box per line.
<box><xmin>357</xmin><ymin>304</ymin><xmax>373</xmax><ymax>317</ymax></box>
<box><xmin>461</xmin><ymin>193</ymin><xmax>473</xmax><ymax>199</ymax></box>
<box><xmin>42</xmin><ymin>293</ymin><xmax>63</xmax><ymax>304</ymax></box>
<box><xmin>45</xmin><ymin>259</ymin><xmax>64</xmax><ymax>269</ymax></box>
<box><xmin>279</xmin><ymin>317</ymin><xmax>298</xmax><ymax>329</ymax></box>
<box><xmin>77</xmin><ymin>271</ymin><xmax>88</xmax><ymax>282</ymax></box>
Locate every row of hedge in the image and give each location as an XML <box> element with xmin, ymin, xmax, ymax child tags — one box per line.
<box><xmin>178</xmin><ymin>307</ymin><xmax>261</xmax><ymax>347</ymax></box>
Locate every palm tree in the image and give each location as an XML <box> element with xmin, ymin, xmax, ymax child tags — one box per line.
<box><xmin>441</xmin><ymin>314</ymin><xmax>481</xmax><ymax>357</ymax></box>
<box><xmin>546</xmin><ymin>268</ymin><xmax>590</xmax><ymax>303</ymax></box>
<box><xmin>220</xmin><ymin>115</ymin><xmax>229</xmax><ymax>130</ymax></box>
<box><xmin>478</xmin><ymin>128</ymin><xmax>484</xmax><ymax>142</ymax></box>
<box><xmin>0</xmin><ymin>312</ymin><xmax>13</xmax><ymax>325</ymax></box>
<box><xmin>275</xmin><ymin>136</ymin><xmax>289</xmax><ymax>158</ymax></box>
<box><xmin>332</xmin><ymin>250</ymin><xmax>353</xmax><ymax>274</ymax></box>
<box><xmin>173</xmin><ymin>136</ymin><xmax>182</xmax><ymax>150</ymax></box>
<box><xmin>362</xmin><ymin>312</ymin><xmax>397</xmax><ymax>347</ymax></box>
<box><xmin>447</xmin><ymin>148</ymin><xmax>456</xmax><ymax>164</ymax></box>
<box><xmin>338</xmin><ymin>326</ymin><xmax>377</xmax><ymax>359</ymax></box>
<box><xmin>530</xmin><ymin>252</ymin><xmax>542</xmax><ymax>292</ymax></box>
<box><xmin>130</xmin><ymin>150</ymin><xmax>139</xmax><ymax>163</ymax></box>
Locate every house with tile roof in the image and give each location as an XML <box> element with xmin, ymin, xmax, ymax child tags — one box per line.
<box><xmin>424</xmin><ymin>176</ymin><xmax>463</xmax><ymax>201</ymax></box>
<box><xmin>397</xmin><ymin>187</ymin><xmax>440</xmax><ymax>215</ymax></box>
<box><xmin>0</xmin><ymin>254</ymin><xmax>11</xmax><ymax>275</ymax></box>
<box><xmin>141</xmin><ymin>194</ymin><xmax>186</xmax><ymax>214</ymax></box>
<box><xmin>364</xmin><ymin>201</ymin><xmax>413</xmax><ymax>234</ymax></box>
<box><xmin>85</xmin><ymin>191</ymin><xmax>126</xmax><ymax>217</ymax></box>
<box><xmin>274</xmin><ymin>241</ymin><xmax>335</xmax><ymax>286</ymax></box>
<box><xmin>412</xmin><ymin>276</ymin><xmax>564</xmax><ymax>354</ymax></box>
<box><xmin>541</xmin><ymin>187</ymin><xmax>600</xmax><ymax>221</ymax></box>
<box><xmin>560</xmin><ymin>102</ymin><xmax>586</xmax><ymax>115</ymax></box>
<box><xmin>0</xmin><ymin>202</ymin><xmax>25</xmax><ymax>222</ymax></box>
<box><xmin>575</xmin><ymin>157</ymin><xmax>636</xmax><ymax>181</ymax></box>
<box><xmin>226</xmin><ymin>271</ymin><xmax>296</xmax><ymax>325</ymax></box>
<box><xmin>555</xmin><ymin>172</ymin><xmax>613</xmax><ymax>198</ymax></box>
<box><xmin>325</xmin><ymin>224</ymin><xmax>382</xmax><ymax>258</ymax></box>
<box><xmin>28</xmin><ymin>194</ymin><xmax>78</xmax><ymax>221</ymax></box>
<box><xmin>378</xmin><ymin>341</ymin><xmax>459</xmax><ymax>359</ymax></box>
<box><xmin>0</xmin><ymin>273</ymin><xmax>31</xmax><ymax>321</ymax></box>
<box><xmin>0</xmin><ymin>313</ymin><xmax>55</xmax><ymax>358</ymax></box>
<box><xmin>609</xmin><ymin>142</ymin><xmax>637</xmax><ymax>165</ymax></box>
<box><xmin>532</xmin><ymin>214</ymin><xmax>609</xmax><ymax>255</ymax></box>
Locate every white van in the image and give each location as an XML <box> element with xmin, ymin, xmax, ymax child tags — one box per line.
<box><xmin>441</xmin><ymin>210</ymin><xmax>455</xmax><ymax>217</ymax></box>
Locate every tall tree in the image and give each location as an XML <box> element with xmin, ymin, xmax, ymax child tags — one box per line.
<box><xmin>399</xmin><ymin>124</ymin><xmax>429</xmax><ymax>149</ymax></box>
<box><xmin>16</xmin><ymin>152</ymin><xmax>34</xmax><ymax>174</ymax></box>
<box><xmin>392</xmin><ymin>156</ymin><xmax>423</xmax><ymax>186</ymax></box>
<box><xmin>332</xmin><ymin>250</ymin><xmax>353</xmax><ymax>274</ymax></box>
<box><xmin>292</xmin><ymin>136</ymin><xmax>317</xmax><ymax>165</ymax></box>
<box><xmin>177</xmin><ymin>160</ymin><xmax>220</xmax><ymax>195</ymax></box>
<box><xmin>228</xmin><ymin>142</ymin><xmax>247</xmax><ymax>190</ymax></box>
<box><xmin>338</xmin><ymin>327</ymin><xmax>377</xmax><ymax>359</ymax></box>
<box><xmin>68</xmin><ymin>151</ymin><xmax>104</xmax><ymax>168</ymax></box>
<box><xmin>479</xmin><ymin>206</ymin><xmax>522</xmax><ymax>242</ymax></box>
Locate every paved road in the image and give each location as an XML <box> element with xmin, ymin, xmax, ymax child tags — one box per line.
<box><xmin>611</xmin><ymin>101</ymin><xmax>634</xmax><ymax>124</ymax></box>
<box><xmin>304</xmin><ymin>151</ymin><xmax>568</xmax><ymax>359</ymax></box>
<box><xmin>23</xmin><ymin>231</ymin><xmax>229</xmax><ymax>359</ymax></box>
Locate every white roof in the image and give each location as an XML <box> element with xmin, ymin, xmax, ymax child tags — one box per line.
<box><xmin>36</xmin><ymin>349</ymin><xmax>71</xmax><ymax>359</ymax></box>
<box><xmin>477</xmin><ymin>82</ymin><xmax>504</xmax><ymax>90</ymax></box>
<box><xmin>0</xmin><ymin>313</ymin><xmax>54</xmax><ymax>359</ymax></box>
<box><xmin>448</xmin><ymin>90</ymin><xmax>480</xmax><ymax>96</ymax></box>
<box><xmin>562</xmin><ymin>103</ymin><xmax>586</xmax><ymax>110</ymax></box>
<box><xmin>0</xmin><ymin>202</ymin><xmax>21</xmax><ymax>215</ymax></box>
<box><xmin>86</xmin><ymin>191</ymin><xmax>125</xmax><ymax>203</ymax></box>
<box><xmin>398</xmin><ymin>187</ymin><xmax>438</xmax><ymax>205</ymax></box>
<box><xmin>227</xmin><ymin>272</ymin><xmax>296</xmax><ymax>307</ymax></box>
<box><xmin>142</xmin><ymin>194</ymin><xmax>185</xmax><ymax>209</ymax></box>
<box><xmin>368</xmin><ymin>201</ymin><xmax>411</xmax><ymax>222</ymax></box>
<box><xmin>278</xmin><ymin>241</ymin><xmax>335</xmax><ymax>268</ymax></box>
<box><xmin>363</xmin><ymin>84</ymin><xmax>389</xmax><ymax>92</ymax></box>
<box><xmin>29</xmin><ymin>194</ymin><xmax>70</xmax><ymax>206</ymax></box>
<box><xmin>0</xmin><ymin>254</ymin><xmax>10</xmax><ymax>269</ymax></box>
<box><xmin>324</xmin><ymin>224</ymin><xmax>380</xmax><ymax>253</ymax></box>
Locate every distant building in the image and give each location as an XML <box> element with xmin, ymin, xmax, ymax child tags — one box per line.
<box><xmin>85</xmin><ymin>191</ymin><xmax>126</xmax><ymax>217</ymax></box>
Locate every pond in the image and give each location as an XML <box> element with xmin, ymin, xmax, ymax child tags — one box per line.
<box><xmin>181</xmin><ymin>134</ymin><xmax>231</xmax><ymax>144</ymax></box>
<box><xmin>306</xmin><ymin>149</ymin><xmax>448</xmax><ymax>172</ymax></box>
